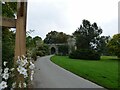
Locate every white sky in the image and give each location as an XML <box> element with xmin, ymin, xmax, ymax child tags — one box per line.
<box><xmin>27</xmin><ymin>0</ymin><xmax>119</xmax><ymax>39</ymax></box>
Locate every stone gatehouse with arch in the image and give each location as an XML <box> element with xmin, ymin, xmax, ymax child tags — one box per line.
<box><xmin>48</xmin><ymin>37</ymin><xmax>76</xmax><ymax>55</ymax></box>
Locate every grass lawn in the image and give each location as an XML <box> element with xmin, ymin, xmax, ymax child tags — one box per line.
<box><xmin>51</xmin><ymin>55</ymin><xmax>119</xmax><ymax>89</ymax></box>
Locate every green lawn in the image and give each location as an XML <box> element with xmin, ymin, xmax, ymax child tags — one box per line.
<box><xmin>51</xmin><ymin>55</ymin><xmax>119</xmax><ymax>89</ymax></box>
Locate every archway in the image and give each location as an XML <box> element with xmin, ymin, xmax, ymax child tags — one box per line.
<box><xmin>51</xmin><ymin>47</ymin><xmax>56</xmax><ymax>54</ymax></box>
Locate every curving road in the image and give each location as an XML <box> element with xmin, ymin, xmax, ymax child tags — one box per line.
<box><xmin>33</xmin><ymin>55</ymin><xmax>105</xmax><ymax>88</ymax></box>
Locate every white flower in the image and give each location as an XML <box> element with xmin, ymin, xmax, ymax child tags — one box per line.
<box><xmin>16</xmin><ymin>58</ymin><xmax>21</xmax><ymax>65</ymax></box>
<box><xmin>29</xmin><ymin>61</ymin><xmax>35</xmax><ymax>70</ymax></box>
<box><xmin>23</xmin><ymin>82</ymin><xmax>26</xmax><ymax>88</ymax></box>
<box><xmin>30</xmin><ymin>75</ymin><xmax>33</xmax><ymax>81</ymax></box>
<box><xmin>24</xmin><ymin>58</ymin><xmax>28</xmax><ymax>64</ymax></box>
<box><xmin>17</xmin><ymin>66</ymin><xmax>27</xmax><ymax>75</ymax></box>
<box><xmin>30</xmin><ymin>61</ymin><xmax>33</xmax><ymax>65</ymax></box>
<box><xmin>3</xmin><ymin>61</ymin><xmax>7</xmax><ymax>66</ymax></box>
<box><xmin>31</xmin><ymin>70</ymin><xmax>34</xmax><ymax>75</ymax></box>
<box><xmin>4</xmin><ymin>68</ymin><xmax>9</xmax><ymax>73</ymax></box>
<box><xmin>12</xmin><ymin>82</ymin><xmax>16</xmax><ymax>88</ymax></box>
<box><xmin>17</xmin><ymin>56</ymin><xmax>28</xmax><ymax>67</ymax></box>
<box><xmin>29</xmin><ymin>64</ymin><xmax>35</xmax><ymax>70</ymax></box>
<box><xmin>20</xmin><ymin>60</ymin><xmax>26</xmax><ymax>66</ymax></box>
<box><xmin>10</xmin><ymin>68</ymin><xmax>15</xmax><ymax>71</ymax></box>
<box><xmin>30</xmin><ymin>70</ymin><xmax>34</xmax><ymax>81</ymax></box>
<box><xmin>18</xmin><ymin>82</ymin><xmax>21</xmax><ymax>88</ymax></box>
<box><xmin>3</xmin><ymin>73</ymin><xmax>9</xmax><ymax>80</ymax></box>
<box><xmin>21</xmin><ymin>58</ymin><xmax>28</xmax><ymax>67</ymax></box>
<box><xmin>23</xmin><ymin>72</ymin><xmax>28</xmax><ymax>78</ymax></box>
<box><xmin>0</xmin><ymin>81</ymin><xmax>7</xmax><ymax>89</ymax></box>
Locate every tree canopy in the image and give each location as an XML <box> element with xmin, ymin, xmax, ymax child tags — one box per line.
<box><xmin>44</xmin><ymin>31</ymin><xmax>70</xmax><ymax>44</ymax></box>
<box><xmin>1</xmin><ymin>2</ymin><xmax>17</xmax><ymax>18</ymax></box>
<box><xmin>73</xmin><ymin>19</ymin><xmax>102</xmax><ymax>52</ymax></box>
<box><xmin>107</xmin><ymin>34</ymin><xmax>120</xmax><ymax>58</ymax></box>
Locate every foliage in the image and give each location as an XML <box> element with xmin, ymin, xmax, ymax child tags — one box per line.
<box><xmin>31</xmin><ymin>48</ymin><xmax>37</xmax><ymax>61</ymax></box>
<box><xmin>107</xmin><ymin>34</ymin><xmax>120</xmax><ymax>58</ymax></box>
<box><xmin>2</xmin><ymin>2</ymin><xmax>17</xmax><ymax>18</ymax></box>
<box><xmin>27</xmin><ymin>36</ymin><xmax>49</xmax><ymax>60</ymax></box>
<box><xmin>36</xmin><ymin>44</ymin><xmax>49</xmax><ymax>56</ymax></box>
<box><xmin>69</xmin><ymin>49</ymin><xmax>100</xmax><ymax>60</ymax></box>
<box><xmin>2</xmin><ymin>28</ymin><xmax>15</xmax><ymax>69</ymax></box>
<box><xmin>58</xmin><ymin>45</ymin><xmax>69</xmax><ymax>56</ymax></box>
<box><xmin>51</xmin><ymin>56</ymin><xmax>118</xmax><ymax>89</ymax></box>
<box><xmin>33</xmin><ymin>36</ymin><xmax>42</xmax><ymax>46</ymax></box>
<box><xmin>73</xmin><ymin>19</ymin><xmax>102</xmax><ymax>50</ymax></box>
<box><xmin>44</xmin><ymin>31</ymin><xmax>70</xmax><ymax>44</ymax></box>
<box><xmin>26</xmin><ymin>36</ymin><xmax>35</xmax><ymax>49</ymax></box>
<box><xmin>71</xmin><ymin>19</ymin><xmax>111</xmax><ymax>60</ymax></box>
<box><xmin>26</xmin><ymin>36</ymin><xmax>42</xmax><ymax>49</ymax></box>
<box><xmin>2</xmin><ymin>1</ymin><xmax>17</xmax><ymax>68</ymax></box>
<box><xmin>0</xmin><ymin>55</ymin><xmax>35</xmax><ymax>89</ymax></box>
<box><xmin>98</xmin><ymin>36</ymin><xmax>111</xmax><ymax>55</ymax></box>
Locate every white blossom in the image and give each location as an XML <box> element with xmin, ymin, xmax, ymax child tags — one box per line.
<box><xmin>23</xmin><ymin>82</ymin><xmax>26</xmax><ymax>88</ymax></box>
<box><xmin>29</xmin><ymin>61</ymin><xmax>35</xmax><ymax>70</ymax></box>
<box><xmin>18</xmin><ymin>82</ymin><xmax>21</xmax><ymax>88</ymax></box>
<box><xmin>17</xmin><ymin>66</ymin><xmax>27</xmax><ymax>75</ymax></box>
<box><xmin>20</xmin><ymin>60</ymin><xmax>27</xmax><ymax>67</ymax></box>
<box><xmin>4</xmin><ymin>68</ymin><xmax>9</xmax><ymax>73</ymax></box>
<box><xmin>10</xmin><ymin>68</ymin><xmax>15</xmax><ymax>71</ymax></box>
<box><xmin>31</xmin><ymin>70</ymin><xmax>34</xmax><ymax>75</ymax></box>
<box><xmin>30</xmin><ymin>70</ymin><xmax>34</xmax><ymax>81</ymax></box>
<box><xmin>29</xmin><ymin>64</ymin><xmax>35</xmax><ymax>70</ymax></box>
<box><xmin>23</xmin><ymin>72</ymin><xmax>28</xmax><ymax>78</ymax></box>
<box><xmin>0</xmin><ymin>81</ymin><xmax>7</xmax><ymax>89</ymax></box>
<box><xmin>12</xmin><ymin>82</ymin><xmax>16</xmax><ymax>88</ymax></box>
<box><xmin>16</xmin><ymin>58</ymin><xmax>21</xmax><ymax>65</ymax></box>
<box><xmin>30</xmin><ymin>75</ymin><xmax>33</xmax><ymax>81</ymax></box>
<box><xmin>2</xmin><ymin>73</ymin><xmax>9</xmax><ymax>80</ymax></box>
<box><xmin>3</xmin><ymin>61</ymin><xmax>7</xmax><ymax>66</ymax></box>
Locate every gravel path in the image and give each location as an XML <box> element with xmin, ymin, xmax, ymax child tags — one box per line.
<box><xmin>33</xmin><ymin>55</ymin><xmax>105</xmax><ymax>88</ymax></box>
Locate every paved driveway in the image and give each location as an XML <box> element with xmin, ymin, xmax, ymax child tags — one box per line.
<box><xmin>33</xmin><ymin>55</ymin><xmax>105</xmax><ymax>88</ymax></box>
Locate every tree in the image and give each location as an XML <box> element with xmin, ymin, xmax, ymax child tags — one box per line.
<box><xmin>107</xmin><ymin>34</ymin><xmax>120</xmax><ymax>58</ymax></box>
<box><xmin>33</xmin><ymin>36</ymin><xmax>42</xmax><ymax>46</ymax></box>
<box><xmin>70</xmin><ymin>19</ymin><xmax>103</xmax><ymax>60</ymax></box>
<box><xmin>26</xmin><ymin>36</ymin><xmax>34</xmax><ymax>49</ymax></box>
<box><xmin>73</xmin><ymin>19</ymin><xmax>102</xmax><ymax>52</ymax></box>
<box><xmin>97</xmin><ymin>36</ymin><xmax>111</xmax><ymax>55</ymax></box>
<box><xmin>44</xmin><ymin>31</ymin><xmax>69</xmax><ymax>44</ymax></box>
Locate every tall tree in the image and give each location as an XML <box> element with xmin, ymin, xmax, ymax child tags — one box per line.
<box><xmin>73</xmin><ymin>19</ymin><xmax>102</xmax><ymax>52</ymax></box>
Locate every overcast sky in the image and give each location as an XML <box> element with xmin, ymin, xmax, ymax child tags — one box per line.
<box><xmin>27</xmin><ymin>0</ymin><xmax>119</xmax><ymax>40</ymax></box>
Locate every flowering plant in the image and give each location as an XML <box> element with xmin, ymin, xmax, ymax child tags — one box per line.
<box><xmin>0</xmin><ymin>55</ymin><xmax>35</xmax><ymax>89</ymax></box>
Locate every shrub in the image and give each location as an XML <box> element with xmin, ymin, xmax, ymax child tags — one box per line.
<box><xmin>31</xmin><ymin>48</ymin><xmax>37</xmax><ymax>61</ymax></box>
<box><xmin>69</xmin><ymin>49</ymin><xmax>100</xmax><ymax>60</ymax></box>
<box><xmin>58</xmin><ymin>45</ymin><xmax>68</xmax><ymax>56</ymax></box>
<box><xmin>36</xmin><ymin>51</ymin><xmax>44</xmax><ymax>56</ymax></box>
